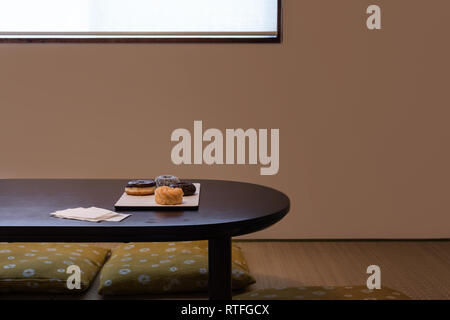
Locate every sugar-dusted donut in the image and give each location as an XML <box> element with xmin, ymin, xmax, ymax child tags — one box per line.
<box><xmin>155</xmin><ymin>186</ymin><xmax>183</xmax><ymax>205</ymax></box>
<box><xmin>155</xmin><ymin>175</ymin><xmax>180</xmax><ymax>187</ymax></box>
<box><xmin>125</xmin><ymin>179</ymin><xmax>156</xmax><ymax>196</ymax></box>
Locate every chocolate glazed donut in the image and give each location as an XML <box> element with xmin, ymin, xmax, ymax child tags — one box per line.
<box><xmin>125</xmin><ymin>179</ymin><xmax>156</xmax><ymax>196</ymax></box>
<box><xmin>169</xmin><ymin>182</ymin><xmax>196</xmax><ymax>196</ymax></box>
<box><xmin>127</xmin><ymin>180</ymin><xmax>156</xmax><ymax>188</ymax></box>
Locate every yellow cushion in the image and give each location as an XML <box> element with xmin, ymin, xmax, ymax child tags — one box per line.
<box><xmin>0</xmin><ymin>243</ymin><xmax>109</xmax><ymax>293</ymax></box>
<box><xmin>99</xmin><ymin>241</ymin><xmax>255</xmax><ymax>295</ymax></box>
<box><xmin>234</xmin><ymin>286</ymin><xmax>411</xmax><ymax>300</ymax></box>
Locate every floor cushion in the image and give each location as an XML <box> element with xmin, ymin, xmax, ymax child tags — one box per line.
<box><xmin>98</xmin><ymin>241</ymin><xmax>255</xmax><ymax>295</ymax></box>
<box><xmin>0</xmin><ymin>243</ymin><xmax>109</xmax><ymax>294</ymax></box>
<box><xmin>234</xmin><ymin>286</ymin><xmax>411</xmax><ymax>300</ymax></box>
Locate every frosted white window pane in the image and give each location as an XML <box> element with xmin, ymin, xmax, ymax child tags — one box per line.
<box><xmin>0</xmin><ymin>0</ymin><xmax>278</xmax><ymax>34</ymax></box>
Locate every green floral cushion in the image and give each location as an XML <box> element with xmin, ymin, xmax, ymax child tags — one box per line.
<box><xmin>0</xmin><ymin>243</ymin><xmax>109</xmax><ymax>293</ymax></box>
<box><xmin>99</xmin><ymin>241</ymin><xmax>255</xmax><ymax>295</ymax></box>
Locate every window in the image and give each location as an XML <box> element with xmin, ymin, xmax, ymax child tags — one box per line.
<box><xmin>0</xmin><ymin>0</ymin><xmax>281</xmax><ymax>42</ymax></box>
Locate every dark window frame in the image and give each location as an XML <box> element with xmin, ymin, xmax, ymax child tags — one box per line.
<box><xmin>0</xmin><ymin>0</ymin><xmax>282</xmax><ymax>43</ymax></box>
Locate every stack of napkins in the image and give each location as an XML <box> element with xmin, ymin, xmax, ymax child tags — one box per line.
<box><xmin>51</xmin><ymin>207</ymin><xmax>131</xmax><ymax>222</ymax></box>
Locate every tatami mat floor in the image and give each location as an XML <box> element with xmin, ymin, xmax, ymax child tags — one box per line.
<box><xmin>1</xmin><ymin>241</ymin><xmax>449</xmax><ymax>300</ymax></box>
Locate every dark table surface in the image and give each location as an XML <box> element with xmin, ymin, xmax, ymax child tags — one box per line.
<box><xmin>0</xmin><ymin>179</ymin><xmax>290</xmax><ymax>242</ymax></box>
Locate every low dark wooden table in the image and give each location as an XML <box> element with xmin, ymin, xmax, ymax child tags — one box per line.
<box><xmin>0</xmin><ymin>179</ymin><xmax>290</xmax><ymax>300</ymax></box>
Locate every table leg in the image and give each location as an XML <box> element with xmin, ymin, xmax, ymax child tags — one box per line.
<box><xmin>208</xmin><ymin>237</ymin><xmax>232</xmax><ymax>300</ymax></box>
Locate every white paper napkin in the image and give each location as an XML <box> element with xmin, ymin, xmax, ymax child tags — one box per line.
<box><xmin>51</xmin><ymin>207</ymin><xmax>131</xmax><ymax>222</ymax></box>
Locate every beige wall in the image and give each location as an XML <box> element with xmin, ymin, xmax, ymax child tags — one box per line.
<box><xmin>1</xmin><ymin>1</ymin><xmax>449</xmax><ymax>239</ymax></box>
